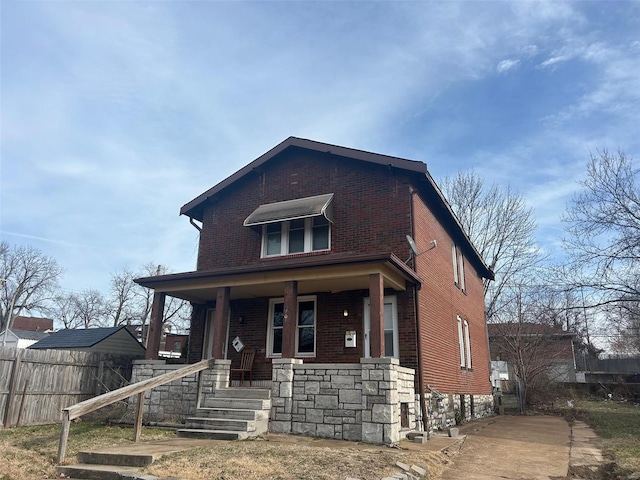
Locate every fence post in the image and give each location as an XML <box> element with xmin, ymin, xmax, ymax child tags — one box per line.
<box><xmin>57</xmin><ymin>410</ymin><xmax>70</xmax><ymax>464</ymax></box>
<box><xmin>95</xmin><ymin>360</ymin><xmax>105</xmax><ymax>396</ymax></box>
<box><xmin>134</xmin><ymin>391</ymin><xmax>145</xmax><ymax>443</ymax></box>
<box><xmin>4</xmin><ymin>349</ymin><xmax>23</xmax><ymax>428</ymax></box>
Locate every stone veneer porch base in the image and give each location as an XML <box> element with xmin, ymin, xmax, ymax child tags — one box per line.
<box><xmin>270</xmin><ymin>358</ymin><xmax>416</xmax><ymax>445</ymax></box>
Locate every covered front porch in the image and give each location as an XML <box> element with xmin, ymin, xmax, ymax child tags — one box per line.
<box><xmin>134</xmin><ymin>253</ymin><xmax>422</xmax><ymax>444</ymax></box>
<box><xmin>136</xmin><ymin>252</ymin><xmax>421</xmax><ymax>369</ymax></box>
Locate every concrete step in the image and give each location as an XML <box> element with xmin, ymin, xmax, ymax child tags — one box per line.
<box><xmin>194</xmin><ymin>406</ymin><xmax>268</xmax><ymax>421</ymax></box>
<box><xmin>213</xmin><ymin>387</ymin><xmax>271</xmax><ymax>399</ymax></box>
<box><xmin>200</xmin><ymin>397</ymin><xmax>270</xmax><ymax>410</ymax></box>
<box><xmin>176</xmin><ymin>428</ymin><xmax>249</xmax><ymax>440</ymax></box>
<box><xmin>57</xmin><ymin>463</ymin><xmax>147</xmax><ymax>480</ymax></box>
<box><xmin>77</xmin><ymin>450</ymin><xmax>155</xmax><ymax>467</ymax></box>
<box><xmin>185</xmin><ymin>416</ymin><xmax>256</xmax><ymax>432</ymax></box>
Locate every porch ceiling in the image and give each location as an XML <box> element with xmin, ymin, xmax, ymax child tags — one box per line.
<box><xmin>135</xmin><ymin>253</ymin><xmax>421</xmax><ymax>303</ymax></box>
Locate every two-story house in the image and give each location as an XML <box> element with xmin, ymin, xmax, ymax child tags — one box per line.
<box><xmin>135</xmin><ymin>137</ymin><xmax>494</xmax><ymax>442</ymax></box>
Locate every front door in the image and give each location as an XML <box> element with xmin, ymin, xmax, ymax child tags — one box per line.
<box><xmin>363</xmin><ymin>295</ymin><xmax>399</xmax><ymax>358</ymax></box>
<box><xmin>203</xmin><ymin>308</ymin><xmax>230</xmax><ymax>359</ymax></box>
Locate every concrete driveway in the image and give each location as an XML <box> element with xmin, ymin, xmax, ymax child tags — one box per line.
<box><xmin>435</xmin><ymin>415</ymin><xmax>572</xmax><ymax>480</ymax></box>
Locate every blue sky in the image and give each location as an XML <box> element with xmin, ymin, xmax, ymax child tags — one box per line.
<box><xmin>2</xmin><ymin>1</ymin><xmax>639</xmax><ymax>296</ymax></box>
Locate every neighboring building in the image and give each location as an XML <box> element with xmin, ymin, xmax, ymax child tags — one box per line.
<box><xmin>11</xmin><ymin>316</ymin><xmax>54</xmax><ymax>332</ymax></box>
<box><xmin>29</xmin><ymin>326</ymin><xmax>145</xmax><ymax>357</ymax></box>
<box><xmin>135</xmin><ymin>137</ymin><xmax>495</xmax><ymax>442</ymax></box>
<box><xmin>488</xmin><ymin>322</ymin><xmax>577</xmax><ymax>383</ymax></box>
<box><xmin>163</xmin><ymin>333</ymin><xmax>188</xmax><ymax>356</ymax></box>
<box><xmin>0</xmin><ymin>328</ymin><xmax>50</xmax><ymax>348</ymax></box>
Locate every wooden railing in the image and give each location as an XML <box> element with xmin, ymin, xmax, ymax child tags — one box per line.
<box><xmin>57</xmin><ymin>358</ymin><xmax>215</xmax><ymax>463</ymax></box>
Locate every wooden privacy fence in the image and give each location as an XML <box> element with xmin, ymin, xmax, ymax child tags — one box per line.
<box><xmin>0</xmin><ymin>347</ymin><xmax>135</xmax><ymax>428</ymax></box>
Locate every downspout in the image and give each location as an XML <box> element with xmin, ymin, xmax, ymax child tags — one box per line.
<box><xmin>410</xmin><ymin>188</ymin><xmax>429</xmax><ymax>435</ymax></box>
<box><xmin>189</xmin><ymin>217</ymin><xmax>202</xmax><ymax>231</ymax></box>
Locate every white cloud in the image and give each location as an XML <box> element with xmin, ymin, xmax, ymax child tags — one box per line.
<box><xmin>497</xmin><ymin>59</ymin><xmax>521</xmax><ymax>73</ymax></box>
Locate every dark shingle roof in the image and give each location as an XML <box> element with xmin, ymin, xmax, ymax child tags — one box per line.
<box><xmin>28</xmin><ymin>326</ymin><xmax>132</xmax><ymax>349</ymax></box>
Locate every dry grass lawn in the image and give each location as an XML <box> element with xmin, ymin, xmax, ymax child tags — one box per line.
<box><xmin>0</xmin><ymin>422</ymin><xmax>454</xmax><ymax>480</ymax></box>
<box><xmin>146</xmin><ymin>434</ymin><xmax>453</xmax><ymax>480</ymax></box>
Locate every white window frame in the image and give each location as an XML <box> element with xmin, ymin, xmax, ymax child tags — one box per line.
<box><xmin>266</xmin><ymin>295</ymin><xmax>317</xmax><ymax>358</ymax></box>
<box><xmin>457</xmin><ymin>315</ymin><xmax>466</xmax><ymax>368</ymax></box>
<box><xmin>452</xmin><ymin>244</ymin><xmax>466</xmax><ymax>292</ymax></box>
<box><xmin>463</xmin><ymin>320</ymin><xmax>472</xmax><ymax>369</ymax></box>
<box><xmin>261</xmin><ymin>218</ymin><xmax>331</xmax><ymax>258</ymax></box>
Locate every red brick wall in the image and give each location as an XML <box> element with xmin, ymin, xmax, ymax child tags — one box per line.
<box><xmin>190</xmin><ymin>290</ymin><xmax>417</xmax><ymax>381</ymax></box>
<box><xmin>12</xmin><ymin>316</ymin><xmax>53</xmax><ymax>331</ymax></box>
<box><xmin>412</xmin><ymin>191</ymin><xmax>492</xmax><ymax>396</ymax></box>
<box><xmin>187</xmin><ymin>147</ymin><xmax>490</xmax><ymax>395</ymax></box>
<box><xmin>196</xmin><ymin>148</ymin><xmax>413</xmax><ymax>270</ymax></box>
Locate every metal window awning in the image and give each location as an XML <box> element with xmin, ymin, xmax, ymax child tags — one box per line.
<box><xmin>243</xmin><ymin>193</ymin><xmax>334</xmax><ymax>227</ymax></box>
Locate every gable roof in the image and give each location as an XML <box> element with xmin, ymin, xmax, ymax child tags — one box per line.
<box><xmin>180</xmin><ymin>137</ymin><xmax>426</xmax><ymax>221</ymax></box>
<box><xmin>179</xmin><ymin>136</ymin><xmax>493</xmax><ymax>280</ymax></box>
<box><xmin>28</xmin><ymin>326</ymin><xmax>141</xmax><ymax>350</ymax></box>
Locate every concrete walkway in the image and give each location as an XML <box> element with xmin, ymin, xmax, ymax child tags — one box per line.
<box><xmin>434</xmin><ymin>415</ymin><xmax>607</xmax><ymax>480</ymax></box>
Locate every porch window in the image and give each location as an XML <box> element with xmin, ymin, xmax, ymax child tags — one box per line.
<box><xmin>267</xmin><ymin>295</ymin><xmax>316</xmax><ymax>357</ymax></box>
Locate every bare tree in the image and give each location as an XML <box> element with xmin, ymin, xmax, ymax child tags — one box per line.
<box><xmin>71</xmin><ymin>289</ymin><xmax>108</xmax><ymax>329</ymax></box>
<box><xmin>563</xmin><ymin>150</ymin><xmax>639</xmax><ymax>301</ymax></box>
<box><xmin>489</xmin><ymin>286</ymin><xmax>577</xmax><ymax>411</ymax></box>
<box><xmin>108</xmin><ymin>267</ymin><xmax>136</xmax><ymax>327</ymax></box>
<box><xmin>50</xmin><ymin>293</ymin><xmax>83</xmax><ymax>329</ymax></box>
<box><xmin>605</xmin><ymin>295</ymin><xmax>640</xmax><ymax>354</ymax></box>
<box><xmin>440</xmin><ymin>171</ymin><xmax>544</xmax><ymax>321</ymax></box>
<box><xmin>563</xmin><ymin>150</ymin><xmax>640</xmax><ymax>351</ymax></box>
<box><xmin>0</xmin><ymin>241</ymin><xmax>63</xmax><ymax>332</ymax></box>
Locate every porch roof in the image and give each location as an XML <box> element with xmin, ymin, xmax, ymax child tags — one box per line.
<box><xmin>134</xmin><ymin>252</ymin><xmax>421</xmax><ymax>303</ymax></box>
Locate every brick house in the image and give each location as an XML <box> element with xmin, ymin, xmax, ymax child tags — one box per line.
<box><xmin>488</xmin><ymin>322</ymin><xmax>578</xmax><ymax>384</ymax></box>
<box><xmin>135</xmin><ymin>137</ymin><xmax>494</xmax><ymax>442</ymax></box>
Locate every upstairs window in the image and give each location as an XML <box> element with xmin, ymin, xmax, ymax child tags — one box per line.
<box><xmin>451</xmin><ymin>244</ymin><xmax>466</xmax><ymax>291</ymax></box>
<box><xmin>244</xmin><ymin>193</ymin><xmax>334</xmax><ymax>258</ymax></box>
<box><xmin>261</xmin><ymin>216</ymin><xmax>331</xmax><ymax>257</ymax></box>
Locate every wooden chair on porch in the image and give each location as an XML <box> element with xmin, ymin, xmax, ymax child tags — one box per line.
<box><xmin>229</xmin><ymin>348</ymin><xmax>255</xmax><ymax>387</ymax></box>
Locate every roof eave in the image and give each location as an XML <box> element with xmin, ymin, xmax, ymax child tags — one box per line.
<box><xmin>180</xmin><ymin>137</ymin><xmax>427</xmax><ymax>221</ymax></box>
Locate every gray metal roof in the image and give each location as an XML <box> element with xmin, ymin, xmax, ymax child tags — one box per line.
<box><xmin>28</xmin><ymin>326</ymin><xmax>139</xmax><ymax>350</ymax></box>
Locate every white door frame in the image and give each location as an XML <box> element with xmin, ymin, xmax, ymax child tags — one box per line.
<box><xmin>363</xmin><ymin>295</ymin><xmax>399</xmax><ymax>359</ymax></box>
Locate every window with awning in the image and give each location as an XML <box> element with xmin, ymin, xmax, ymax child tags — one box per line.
<box><xmin>243</xmin><ymin>193</ymin><xmax>334</xmax><ymax>226</ymax></box>
<box><xmin>244</xmin><ymin>194</ymin><xmax>334</xmax><ymax>257</ymax></box>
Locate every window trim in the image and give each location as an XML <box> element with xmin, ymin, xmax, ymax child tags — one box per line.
<box><xmin>452</xmin><ymin>244</ymin><xmax>466</xmax><ymax>292</ymax></box>
<box><xmin>457</xmin><ymin>315</ymin><xmax>466</xmax><ymax>368</ymax></box>
<box><xmin>463</xmin><ymin>320</ymin><xmax>472</xmax><ymax>369</ymax></box>
<box><xmin>261</xmin><ymin>218</ymin><xmax>331</xmax><ymax>258</ymax></box>
<box><xmin>266</xmin><ymin>295</ymin><xmax>317</xmax><ymax>358</ymax></box>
